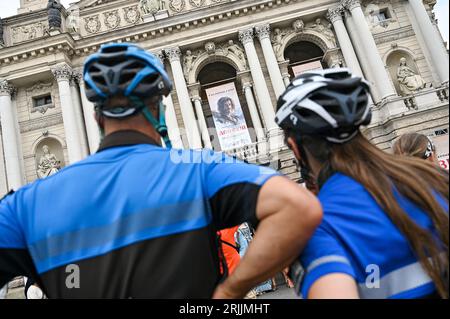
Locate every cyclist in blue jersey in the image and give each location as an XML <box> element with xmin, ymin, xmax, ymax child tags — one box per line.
<box><xmin>0</xmin><ymin>43</ymin><xmax>322</xmax><ymax>299</ymax></box>
<box><xmin>275</xmin><ymin>69</ymin><xmax>449</xmax><ymax>299</ymax></box>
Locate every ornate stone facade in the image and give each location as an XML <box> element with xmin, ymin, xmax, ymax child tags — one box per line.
<box><xmin>0</xmin><ymin>0</ymin><xmax>448</xmax><ymax>195</ymax></box>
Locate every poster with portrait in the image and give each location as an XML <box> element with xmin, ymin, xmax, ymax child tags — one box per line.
<box><xmin>292</xmin><ymin>60</ymin><xmax>323</xmax><ymax>77</ymax></box>
<box><xmin>432</xmin><ymin>134</ymin><xmax>449</xmax><ymax>170</ymax></box>
<box><xmin>205</xmin><ymin>82</ymin><xmax>252</xmax><ymax>151</ymax></box>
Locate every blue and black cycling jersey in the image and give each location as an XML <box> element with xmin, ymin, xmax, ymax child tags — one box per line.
<box><xmin>295</xmin><ymin>173</ymin><xmax>448</xmax><ymax>299</ymax></box>
<box><xmin>0</xmin><ymin>130</ymin><xmax>279</xmax><ymax>298</ymax></box>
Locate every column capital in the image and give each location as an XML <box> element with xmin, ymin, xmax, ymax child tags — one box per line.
<box><xmin>255</xmin><ymin>24</ymin><xmax>271</xmax><ymax>41</ymax></box>
<box><xmin>0</xmin><ymin>79</ymin><xmax>16</xmax><ymax>97</ymax></box>
<box><xmin>165</xmin><ymin>47</ymin><xmax>181</xmax><ymax>63</ymax></box>
<box><xmin>342</xmin><ymin>0</ymin><xmax>361</xmax><ymax>11</ymax></box>
<box><xmin>72</xmin><ymin>68</ymin><xmax>84</xmax><ymax>86</ymax></box>
<box><xmin>238</xmin><ymin>28</ymin><xmax>255</xmax><ymax>45</ymax></box>
<box><xmin>51</xmin><ymin>63</ymin><xmax>73</xmax><ymax>82</ymax></box>
<box><xmin>327</xmin><ymin>6</ymin><xmax>345</xmax><ymax>23</ymax></box>
<box><xmin>155</xmin><ymin>50</ymin><xmax>165</xmax><ymax>64</ymax></box>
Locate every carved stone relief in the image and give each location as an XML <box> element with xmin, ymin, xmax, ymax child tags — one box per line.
<box><xmin>84</xmin><ymin>15</ymin><xmax>101</xmax><ymax>34</ymax></box>
<box><xmin>123</xmin><ymin>6</ymin><xmax>141</xmax><ymax>24</ymax></box>
<box><xmin>11</xmin><ymin>22</ymin><xmax>48</xmax><ymax>44</ymax></box>
<box><xmin>104</xmin><ymin>10</ymin><xmax>121</xmax><ymax>29</ymax></box>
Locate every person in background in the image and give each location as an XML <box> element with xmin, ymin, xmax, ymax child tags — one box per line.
<box><xmin>276</xmin><ymin>69</ymin><xmax>448</xmax><ymax>299</ymax></box>
<box><xmin>393</xmin><ymin>133</ymin><xmax>438</xmax><ymax>163</ymax></box>
<box><xmin>218</xmin><ymin>226</ymin><xmax>241</xmax><ymax>276</ymax></box>
<box><xmin>235</xmin><ymin>223</ymin><xmax>275</xmax><ymax>296</ymax></box>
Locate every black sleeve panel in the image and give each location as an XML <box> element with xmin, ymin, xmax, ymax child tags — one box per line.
<box><xmin>0</xmin><ymin>249</ymin><xmax>38</xmax><ymax>289</ymax></box>
<box><xmin>209</xmin><ymin>183</ymin><xmax>261</xmax><ymax>230</ymax></box>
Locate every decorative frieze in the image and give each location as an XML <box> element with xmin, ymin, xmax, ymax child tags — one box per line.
<box><xmin>11</xmin><ymin>22</ymin><xmax>48</xmax><ymax>44</ymax></box>
<box><xmin>20</xmin><ymin>113</ymin><xmax>64</xmax><ymax>133</ymax></box>
<box><xmin>123</xmin><ymin>6</ymin><xmax>141</xmax><ymax>24</ymax></box>
<box><xmin>104</xmin><ymin>10</ymin><xmax>121</xmax><ymax>30</ymax></box>
<box><xmin>84</xmin><ymin>15</ymin><xmax>102</xmax><ymax>34</ymax></box>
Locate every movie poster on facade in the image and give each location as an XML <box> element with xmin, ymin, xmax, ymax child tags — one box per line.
<box><xmin>205</xmin><ymin>82</ymin><xmax>252</xmax><ymax>151</ymax></box>
<box><xmin>433</xmin><ymin>134</ymin><xmax>449</xmax><ymax>170</ymax></box>
<box><xmin>292</xmin><ymin>60</ymin><xmax>323</xmax><ymax>77</ymax></box>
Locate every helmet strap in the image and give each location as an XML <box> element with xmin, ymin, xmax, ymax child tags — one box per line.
<box><xmin>129</xmin><ymin>96</ymin><xmax>172</xmax><ymax>149</ymax></box>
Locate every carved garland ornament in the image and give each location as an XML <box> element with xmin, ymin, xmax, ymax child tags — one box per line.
<box><xmin>104</xmin><ymin>10</ymin><xmax>121</xmax><ymax>29</ymax></box>
<box><xmin>84</xmin><ymin>15</ymin><xmax>101</xmax><ymax>34</ymax></box>
<box><xmin>123</xmin><ymin>6</ymin><xmax>141</xmax><ymax>24</ymax></box>
<box><xmin>169</xmin><ymin>0</ymin><xmax>186</xmax><ymax>13</ymax></box>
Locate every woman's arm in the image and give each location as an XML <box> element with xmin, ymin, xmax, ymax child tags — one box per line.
<box><xmin>308</xmin><ymin>273</ymin><xmax>360</xmax><ymax>299</ymax></box>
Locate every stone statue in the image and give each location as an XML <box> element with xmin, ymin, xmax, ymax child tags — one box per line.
<box><xmin>225</xmin><ymin>40</ymin><xmax>247</xmax><ymax>68</ymax></box>
<box><xmin>183</xmin><ymin>50</ymin><xmax>197</xmax><ymax>80</ymax></box>
<box><xmin>293</xmin><ymin>19</ymin><xmax>305</xmax><ymax>33</ymax></box>
<box><xmin>0</xmin><ymin>17</ymin><xmax>4</xmax><ymax>47</ymax></box>
<box><xmin>271</xmin><ymin>28</ymin><xmax>285</xmax><ymax>62</ymax></box>
<box><xmin>67</xmin><ymin>6</ymin><xmax>80</xmax><ymax>33</ymax></box>
<box><xmin>311</xmin><ymin>18</ymin><xmax>335</xmax><ymax>45</ymax></box>
<box><xmin>47</xmin><ymin>0</ymin><xmax>63</xmax><ymax>30</ymax></box>
<box><xmin>37</xmin><ymin>145</ymin><xmax>61</xmax><ymax>179</ymax></box>
<box><xmin>397</xmin><ymin>57</ymin><xmax>426</xmax><ymax>96</ymax></box>
<box><xmin>140</xmin><ymin>0</ymin><xmax>165</xmax><ymax>15</ymax></box>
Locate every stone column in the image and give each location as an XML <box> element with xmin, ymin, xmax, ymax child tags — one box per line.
<box><xmin>407</xmin><ymin>0</ymin><xmax>449</xmax><ymax>83</ymax></box>
<box><xmin>69</xmin><ymin>75</ymin><xmax>88</xmax><ymax>157</ymax></box>
<box><xmin>51</xmin><ymin>63</ymin><xmax>84</xmax><ymax>163</ymax></box>
<box><xmin>255</xmin><ymin>24</ymin><xmax>287</xmax><ymax>98</ymax></box>
<box><xmin>242</xmin><ymin>81</ymin><xmax>265</xmax><ymax>143</ymax></box>
<box><xmin>165</xmin><ymin>47</ymin><xmax>202</xmax><ymax>149</ymax></box>
<box><xmin>279</xmin><ymin>60</ymin><xmax>291</xmax><ymax>87</ymax></box>
<box><xmin>327</xmin><ymin>6</ymin><xmax>364</xmax><ymax>78</ymax></box>
<box><xmin>343</xmin><ymin>0</ymin><xmax>396</xmax><ymax>100</ymax></box>
<box><xmin>162</xmin><ymin>94</ymin><xmax>184</xmax><ymax>149</ymax></box>
<box><xmin>74</xmin><ymin>69</ymin><xmax>101</xmax><ymax>154</ymax></box>
<box><xmin>0</xmin><ymin>80</ymin><xmax>23</xmax><ymax>190</ymax></box>
<box><xmin>155</xmin><ymin>51</ymin><xmax>184</xmax><ymax>149</ymax></box>
<box><xmin>188</xmin><ymin>84</ymin><xmax>212</xmax><ymax>149</ymax></box>
<box><xmin>239</xmin><ymin>28</ymin><xmax>279</xmax><ymax>151</ymax></box>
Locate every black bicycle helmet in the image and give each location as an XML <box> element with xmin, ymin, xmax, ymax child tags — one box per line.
<box><xmin>275</xmin><ymin>68</ymin><xmax>372</xmax><ymax>144</ymax></box>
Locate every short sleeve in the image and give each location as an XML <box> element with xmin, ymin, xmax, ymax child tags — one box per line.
<box><xmin>297</xmin><ymin>224</ymin><xmax>356</xmax><ymax>298</ymax></box>
<box><xmin>0</xmin><ymin>193</ymin><xmax>26</xmax><ymax>250</ymax></box>
<box><xmin>202</xmin><ymin>151</ymin><xmax>280</xmax><ymax>230</ymax></box>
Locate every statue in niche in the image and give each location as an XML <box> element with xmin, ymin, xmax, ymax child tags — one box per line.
<box><xmin>37</xmin><ymin>145</ymin><xmax>61</xmax><ymax>179</ymax></box>
<box><xmin>183</xmin><ymin>50</ymin><xmax>197</xmax><ymax>80</ymax></box>
<box><xmin>271</xmin><ymin>28</ymin><xmax>286</xmax><ymax>62</ymax></box>
<box><xmin>397</xmin><ymin>57</ymin><xmax>426</xmax><ymax>96</ymax></box>
<box><xmin>47</xmin><ymin>0</ymin><xmax>63</xmax><ymax>30</ymax></box>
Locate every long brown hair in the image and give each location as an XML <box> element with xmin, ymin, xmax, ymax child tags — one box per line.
<box><xmin>297</xmin><ymin>132</ymin><xmax>449</xmax><ymax>298</ymax></box>
<box><xmin>393</xmin><ymin>133</ymin><xmax>435</xmax><ymax>159</ymax></box>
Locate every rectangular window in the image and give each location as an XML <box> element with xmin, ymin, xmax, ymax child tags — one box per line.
<box><xmin>33</xmin><ymin>95</ymin><xmax>52</xmax><ymax>108</ymax></box>
<box><xmin>375</xmin><ymin>9</ymin><xmax>390</xmax><ymax>22</ymax></box>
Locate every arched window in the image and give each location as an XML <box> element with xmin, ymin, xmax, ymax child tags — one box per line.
<box><xmin>198</xmin><ymin>62</ymin><xmax>256</xmax><ymax>151</ymax></box>
<box><xmin>285</xmin><ymin>41</ymin><xmax>327</xmax><ymax>80</ymax></box>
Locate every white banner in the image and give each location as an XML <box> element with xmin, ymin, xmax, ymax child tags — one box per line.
<box><xmin>292</xmin><ymin>61</ymin><xmax>323</xmax><ymax>77</ymax></box>
<box><xmin>205</xmin><ymin>82</ymin><xmax>252</xmax><ymax>151</ymax></box>
<box><xmin>433</xmin><ymin>134</ymin><xmax>449</xmax><ymax>170</ymax></box>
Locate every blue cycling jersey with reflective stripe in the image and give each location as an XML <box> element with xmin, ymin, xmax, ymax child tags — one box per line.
<box><xmin>0</xmin><ymin>144</ymin><xmax>278</xmax><ymax>274</ymax></box>
<box><xmin>298</xmin><ymin>173</ymin><xmax>448</xmax><ymax>299</ymax></box>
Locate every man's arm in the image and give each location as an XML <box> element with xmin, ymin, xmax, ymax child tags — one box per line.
<box><xmin>213</xmin><ymin>176</ymin><xmax>322</xmax><ymax>298</ymax></box>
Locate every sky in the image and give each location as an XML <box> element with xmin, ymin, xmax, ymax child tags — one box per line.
<box><xmin>1</xmin><ymin>0</ymin><xmax>449</xmax><ymax>45</ymax></box>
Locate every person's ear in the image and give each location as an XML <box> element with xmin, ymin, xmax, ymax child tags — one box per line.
<box><xmin>287</xmin><ymin>137</ymin><xmax>301</xmax><ymax>161</ymax></box>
